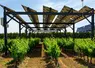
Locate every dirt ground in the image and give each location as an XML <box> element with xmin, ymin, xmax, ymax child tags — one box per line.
<box><xmin>0</xmin><ymin>44</ymin><xmax>95</xmax><ymax>68</ymax></box>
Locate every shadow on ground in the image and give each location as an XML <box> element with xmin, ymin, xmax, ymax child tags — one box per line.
<box><xmin>42</xmin><ymin>57</ymin><xmax>55</xmax><ymax>68</ymax></box>
<box><xmin>74</xmin><ymin>58</ymin><xmax>95</xmax><ymax>68</ymax></box>
<box><xmin>27</xmin><ymin>45</ymin><xmax>42</xmax><ymax>58</ymax></box>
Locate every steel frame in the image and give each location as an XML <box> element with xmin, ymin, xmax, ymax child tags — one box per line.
<box><xmin>6</xmin><ymin>12</ymin><xmax>93</xmax><ymax>15</ymax></box>
<box><xmin>2</xmin><ymin>7</ymin><xmax>94</xmax><ymax>55</ymax></box>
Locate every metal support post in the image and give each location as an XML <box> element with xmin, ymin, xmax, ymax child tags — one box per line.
<box><xmin>19</xmin><ymin>23</ymin><xmax>21</xmax><ymax>38</ymax></box>
<box><xmin>4</xmin><ymin>7</ymin><xmax>8</xmax><ymax>55</ymax></box>
<box><xmin>73</xmin><ymin>23</ymin><xmax>75</xmax><ymax>42</ymax></box>
<box><xmin>25</xmin><ymin>25</ymin><xmax>28</xmax><ymax>38</ymax></box>
<box><xmin>91</xmin><ymin>9</ymin><xmax>94</xmax><ymax>40</ymax></box>
<box><xmin>64</xmin><ymin>28</ymin><xmax>67</xmax><ymax>38</ymax></box>
<box><xmin>29</xmin><ymin>29</ymin><xmax>31</xmax><ymax>38</ymax></box>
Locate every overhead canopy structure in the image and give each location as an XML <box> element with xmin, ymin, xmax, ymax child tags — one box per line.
<box><xmin>51</xmin><ymin>6</ymin><xmax>92</xmax><ymax>29</ymax></box>
<box><xmin>22</xmin><ymin>5</ymin><xmax>39</xmax><ymax>30</ymax></box>
<box><xmin>43</xmin><ymin>6</ymin><xmax>58</xmax><ymax>30</ymax></box>
<box><xmin>74</xmin><ymin>6</ymin><xmax>92</xmax><ymax>23</ymax></box>
<box><xmin>0</xmin><ymin>4</ymin><xmax>94</xmax><ymax>31</ymax></box>
<box><xmin>0</xmin><ymin>4</ymin><xmax>32</xmax><ymax>29</ymax></box>
<box><xmin>51</xmin><ymin>6</ymin><xmax>77</xmax><ymax>29</ymax></box>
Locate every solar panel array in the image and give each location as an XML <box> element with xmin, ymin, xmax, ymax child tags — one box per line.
<box><xmin>0</xmin><ymin>4</ymin><xmax>93</xmax><ymax>30</ymax></box>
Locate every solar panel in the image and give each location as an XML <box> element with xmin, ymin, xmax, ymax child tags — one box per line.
<box><xmin>43</xmin><ymin>6</ymin><xmax>58</xmax><ymax>29</ymax></box>
<box><xmin>51</xmin><ymin>6</ymin><xmax>92</xmax><ymax>29</ymax></box>
<box><xmin>0</xmin><ymin>4</ymin><xmax>32</xmax><ymax>29</ymax></box>
<box><xmin>22</xmin><ymin>5</ymin><xmax>39</xmax><ymax>30</ymax></box>
<box><xmin>51</xmin><ymin>6</ymin><xmax>75</xmax><ymax>28</ymax></box>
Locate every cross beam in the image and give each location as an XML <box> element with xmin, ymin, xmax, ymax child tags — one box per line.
<box><xmin>6</xmin><ymin>12</ymin><xmax>93</xmax><ymax>15</ymax></box>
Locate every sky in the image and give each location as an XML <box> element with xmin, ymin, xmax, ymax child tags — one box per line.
<box><xmin>0</xmin><ymin>0</ymin><xmax>95</xmax><ymax>33</ymax></box>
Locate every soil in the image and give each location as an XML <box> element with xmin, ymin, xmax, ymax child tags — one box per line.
<box><xmin>0</xmin><ymin>44</ymin><xmax>95</xmax><ymax>68</ymax></box>
<box><xmin>61</xmin><ymin>50</ymin><xmax>95</xmax><ymax>68</ymax></box>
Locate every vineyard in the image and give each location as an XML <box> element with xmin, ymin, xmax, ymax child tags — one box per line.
<box><xmin>0</xmin><ymin>38</ymin><xmax>95</xmax><ymax>68</ymax></box>
<box><xmin>0</xmin><ymin>2</ymin><xmax>95</xmax><ymax>68</ymax></box>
